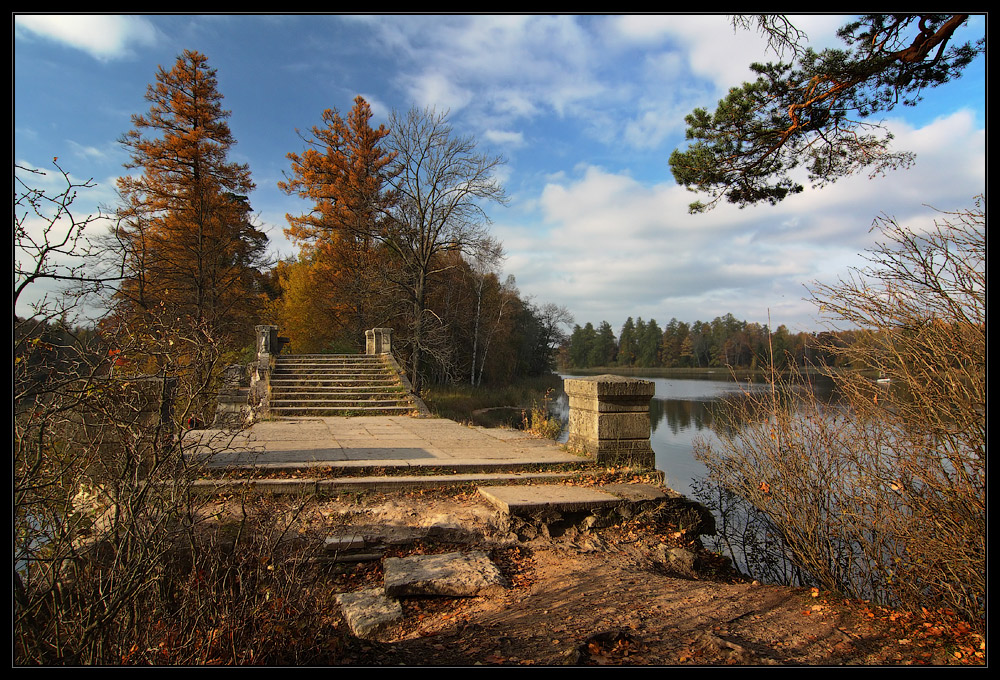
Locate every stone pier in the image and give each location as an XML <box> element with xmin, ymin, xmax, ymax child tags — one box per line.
<box><xmin>564</xmin><ymin>375</ymin><xmax>655</xmax><ymax>469</ymax></box>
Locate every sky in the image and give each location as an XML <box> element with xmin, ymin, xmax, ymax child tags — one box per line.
<box><xmin>14</xmin><ymin>14</ymin><xmax>986</xmax><ymax>336</ymax></box>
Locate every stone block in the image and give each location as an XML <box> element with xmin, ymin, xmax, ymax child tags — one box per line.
<box><xmin>336</xmin><ymin>588</ymin><xmax>403</xmax><ymax>639</ymax></box>
<box><xmin>564</xmin><ymin>375</ymin><xmax>655</xmax><ymax>469</ymax></box>
<box><xmin>567</xmin><ymin>410</ymin><xmax>650</xmax><ymax>441</ymax></box>
<box><xmin>564</xmin><ymin>374</ymin><xmax>654</xmax><ymax>402</ymax></box>
<box><xmin>366</xmin><ymin>327</ymin><xmax>393</xmax><ymax>355</ymax></box>
<box><xmin>383</xmin><ymin>550</ymin><xmax>507</xmax><ymax>597</ymax></box>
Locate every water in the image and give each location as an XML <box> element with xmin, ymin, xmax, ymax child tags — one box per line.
<box><xmin>555</xmin><ymin>372</ymin><xmax>833</xmax><ymax>498</ymax></box>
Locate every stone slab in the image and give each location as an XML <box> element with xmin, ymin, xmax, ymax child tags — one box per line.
<box><xmin>477</xmin><ymin>484</ymin><xmax>620</xmax><ymax>514</ymax></box>
<box><xmin>383</xmin><ymin>550</ymin><xmax>507</xmax><ymax>597</ymax></box>
<box><xmin>324</xmin><ymin>535</ymin><xmax>367</xmax><ymax>552</ymax></box>
<box><xmin>184</xmin><ymin>414</ymin><xmax>590</xmax><ymax>474</ymax></box>
<box><xmin>336</xmin><ymin>588</ymin><xmax>403</xmax><ymax>639</ymax></box>
<box><xmin>599</xmin><ymin>483</ymin><xmax>669</xmax><ymax>502</ymax></box>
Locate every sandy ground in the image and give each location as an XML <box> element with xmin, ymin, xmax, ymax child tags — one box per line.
<box><xmin>246</xmin><ymin>487</ymin><xmax>985</xmax><ymax>666</ymax></box>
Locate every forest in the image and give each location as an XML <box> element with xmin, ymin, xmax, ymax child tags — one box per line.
<box><xmin>561</xmin><ymin>314</ymin><xmax>859</xmax><ymax>372</ymax></box>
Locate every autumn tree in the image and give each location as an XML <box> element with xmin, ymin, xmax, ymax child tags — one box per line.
<box><xmin>669</xmin><ymin>15</ymin><xmax>984</xmax><ymax>212</ymax></box>
<box><xmin>112</xmin><ymin>50</ymin><xmax>266</xmax><ymax>358</ymax></box>
<box><xmin>278</xmin><ymin>96</ymin><xmax>398</xmax><ymax>349</ymax></box>
<box><xmin>464</xmin><ymin>254</ymin><xmax>519</xmax><ymax>385</ymax></box>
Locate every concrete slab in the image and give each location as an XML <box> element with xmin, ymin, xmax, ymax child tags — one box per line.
<box><xmin>599</xmin><ymin>483</ymin><xmax>670</xmax><ymax>502</ymax></box>
<box><xmin>478</xmin><ymin>484</ymin><xmax>620</xmax><ymax>514</ymax></box>
<box><xmin>336</xmin><ymin>588</ymin><xmax>403</xmax><ymax>639</ymax></box>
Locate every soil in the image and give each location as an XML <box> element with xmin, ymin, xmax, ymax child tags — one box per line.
<box><xmin>251</xmin><ymin>486</ymin><xmax>985</xmax><ymax>667</ymax></box>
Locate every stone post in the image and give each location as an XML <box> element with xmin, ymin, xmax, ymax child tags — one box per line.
<box><xmin>250</xmin><ymin>325</ymin><xmax>288</xmax><ymax>421</ymax></box>
<box><xmin>366</xmin><ymin>328</ymin><xmax>393</xmax><ymax>355</ymax></box>
<box><xmin>564</xmin><ymin>375</ymin><xmax>655</xmax><ymax>469</ymax></box>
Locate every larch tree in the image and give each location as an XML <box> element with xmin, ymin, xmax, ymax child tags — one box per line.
<box><xmin>113</xmin><ymin>50</ymin><xmax>266</xmax><ymax>352</ymax></box>
<box><xmin>279</xmin><ymin>95</ymin><xmax>398</xmax><ymax>349</ymax></box>
<box><xmin>669</xmin><ymin>14</ymin><xmax>984</xmax><ymax>212</ymax></box>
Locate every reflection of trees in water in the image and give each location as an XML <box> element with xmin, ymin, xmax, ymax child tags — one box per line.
<box><xmin>650</xmin><ymin>397</ymin><xmax>717</xmax><ymax>436</ymax></box>
<box><xmin>653</xmin><ymin>376</ymin><xmax>840</xmax><ymax>440</ymax></box>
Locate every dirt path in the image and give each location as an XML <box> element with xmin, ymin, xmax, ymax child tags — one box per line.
<box><xmin>275</xmin><ymin>488</ymin><xmax>983</xmax><ymax>666</ymax></box>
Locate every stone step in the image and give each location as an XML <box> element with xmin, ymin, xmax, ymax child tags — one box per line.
<box><xmin>276</xmin><ymin>358</ymin><xmax>384</xmax><ymax>365</ymax></box>
<box><xmin>269</xmin><ymin>388</ymin><xmax>406</xmax><ymax>396</ymax></box>
<box><xmin>268</xmin><ymin>405</ymin><xmax>415</xmax><ymax>416</ymax></box>
<box><xmin>272</xmin><ymin>377</ymin><xmax>394</xmax><ymax>384</ymax></box>
<box><xmin>270</xmin><ymin>399</ymin><xmax>413</xmax><ymax>408</ymax></box>
<box><xmin>474</xmin><ymin>482</ymin><xmax>713</xmax><ymax>542</ymax></box>
<box><xmin>270</xmin><ymin>378</ymin><xmax>399</xmax><ymax>386</ymax></box>
<box><xmin>274</xmin><ymin>365</ymin><xmax>388</xmax><ymax>372</ymax></box>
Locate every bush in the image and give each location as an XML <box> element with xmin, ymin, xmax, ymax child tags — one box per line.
<box><xmin>694</xmin><ymin>198</ymin><xmax>985</xmax><ymax>628</ymax></box>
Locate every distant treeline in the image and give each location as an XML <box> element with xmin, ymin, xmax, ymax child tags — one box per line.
<box><xmin>560</xmin><ymin>313</ymin><xmax>862</xmax><ymax>371</ymax></box>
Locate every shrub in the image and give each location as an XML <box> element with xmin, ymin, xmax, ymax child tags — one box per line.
<box><xmin>694</xmin><ymin>198</ymin><xmax>985</xmax><ymax>628</ymax></box>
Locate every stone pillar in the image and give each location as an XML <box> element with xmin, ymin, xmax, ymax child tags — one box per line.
<box><xmin>251</xmin><ymin>325</ymin><xmax>287</xmax><ymax>421</ymax></box>
<box><xmin>564</xmin><ymin>375</ymin><xmax>655</xmax><ymax>469</ymax></box>
<box><xmin>366</xmin><ymin>328</ymin><xmax>393</xmax><ymax>355</ymax></box>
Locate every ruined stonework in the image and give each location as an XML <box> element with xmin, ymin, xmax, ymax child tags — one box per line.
<box><xmin>564</xmin><ymin>375</ymin><xmax>655</xmax><ymax>469</ymax></box>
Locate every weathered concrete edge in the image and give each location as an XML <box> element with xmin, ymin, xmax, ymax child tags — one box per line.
<box><xmin>382</xmin><ymin>352</ymin><xmax>431</xmax><ymax>417</ymax></box>
<box><xmin>190</xmin><ymin>472</ymin><xmax>580</xmax><ymax>495</ymax></box>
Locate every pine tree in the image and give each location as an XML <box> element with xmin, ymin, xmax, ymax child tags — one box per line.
<box><xmin>670</xmin><ymin>15</ymin><xmax>983</xmax><ymax>212</ymax></box>
<box><xmin>114</xmin><ymin>50</ymin><xmax>265</xmax><ymax>348</ymax></box>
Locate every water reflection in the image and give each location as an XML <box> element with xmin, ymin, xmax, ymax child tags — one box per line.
<box><xmin>556</xmin><ymin>374</ymin><xmax>835</xmax><ymax>498</ymax></box>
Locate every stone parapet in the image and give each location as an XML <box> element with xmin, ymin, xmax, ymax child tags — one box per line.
<box><xmin>365</xmin><ymin>328</ymin><xmax>393</xmax><ymax>355</ymax></box>
<box><xmin>564</xmin><ymin>375</ymin><xmax>655</xmax><ymax>469</ymax></box>
<box><xmin>249</xmin><ymin>325</ymin><xmax>289</xmax><ymax>422</ymax></box>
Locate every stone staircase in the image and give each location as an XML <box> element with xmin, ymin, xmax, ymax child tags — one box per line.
<box><xmin>268</xmin><ymin>354</ymin><xmax>417</xmax><ymax>417</ymax></box>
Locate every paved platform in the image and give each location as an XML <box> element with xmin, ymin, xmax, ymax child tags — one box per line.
<box><xmin>184</xmin><ymin>415</ymin><xmax>589</xmax><ymax>471</ymax></box>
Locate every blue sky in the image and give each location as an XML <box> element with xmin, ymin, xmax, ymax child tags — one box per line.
<box><xmin>14</xmin><ymin>14</ymin><xmax>986</xmax><ymax>335</ymax></box>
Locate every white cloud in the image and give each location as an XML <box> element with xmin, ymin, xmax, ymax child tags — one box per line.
<box><xmin>407</xmin><ymin>72</ymin><xmax>473</xmax><ymax>112</ymax></box>
<box><xmin>497</xmin><ymin>107</ymin><xmax>985</xmax><ymax>332</ymax></box>
<box><xmin>16</xmin><ymin>15</ymin><xmax>157</xmax><ymax>61</ymax></box>
<box><xmin>610</xmin><ymin>14</ymin><xmax>845</xmax><ymax>93</ymax></box>
<box><xmin>368</xmin><ymin>15</ymin><xmax>606</xmax><ymax>123</ymax></box>
<box><xmin>484</xmin><ymin>129</ymin><xmax>525</xmax><ymax>147</ymax></box>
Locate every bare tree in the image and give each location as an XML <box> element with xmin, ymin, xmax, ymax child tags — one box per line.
<box><xmin>15</xmin><ymin>161</ymin><xmax>113</xmax><ymax>320</ymax></box>
<box><xmin>15</xmin><ymin>163</ymin><xmax>335</xmax><ymax>664</ymax></box>
<box><xmin>377</xmin><ymin>107</ymin><xmax>507</xmax><ymax>394</ymax></box>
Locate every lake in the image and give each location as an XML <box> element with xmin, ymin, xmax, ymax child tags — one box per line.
<box><xmin>555</xmin><ymin>372</ymin><xmax>836</xmax><ymax>498</ymax></box>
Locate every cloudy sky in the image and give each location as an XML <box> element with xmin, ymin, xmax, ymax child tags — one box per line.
<box><xmin>14</xmin><ymin>14</ymin><xmax>985</xmax><ymax>334</ymax></box>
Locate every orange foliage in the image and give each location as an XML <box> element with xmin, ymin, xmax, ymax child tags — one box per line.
<box><xmin>277</xmin><ymin>96</ymin><xmax>398</xmax><ymax>347</ymax></box>
<box><xmin>114</xmin><ymin>50</ymin><xmax>267</xmax><ymax>346</ymax></box>
<box><xmin>280</xmin><ymin>95</ymin><xmax>396</xmax><ymax>250</ymax></box>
